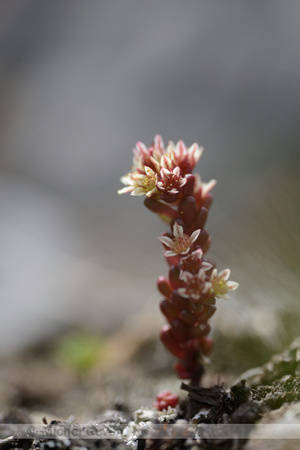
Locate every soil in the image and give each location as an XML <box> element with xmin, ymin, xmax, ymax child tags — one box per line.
<box><xmin>0</xmin><ymin>335</ymin><xmax>299</xmax><ymax>450</ymax></box>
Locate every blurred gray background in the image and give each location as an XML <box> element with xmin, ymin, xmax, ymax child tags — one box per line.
<box><xmin>0</xmin><ymin>0</ymin><xmax>299</xmax><ymax>357</ymax></box>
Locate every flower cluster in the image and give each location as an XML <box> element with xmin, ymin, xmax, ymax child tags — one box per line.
<box><xmin>119</xmin><ymin>136</ymin><xmax>238</xmax><ymax>384</ymax></box>
<box><xmin>118</xmin><ymin>136</ymin><xmax>203</xmax><ymax>203</ymax></box>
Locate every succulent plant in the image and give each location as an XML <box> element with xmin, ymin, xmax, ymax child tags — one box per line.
<box><xmin>119</xmin><ymin>136</ymin><xmax>238</xmax><ymax>385</ymax></box>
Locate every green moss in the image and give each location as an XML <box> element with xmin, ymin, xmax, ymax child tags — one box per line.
<box><xmin>54</xmin><ymin>331</ymin><xmax>105</xmax><ymax>374</ymax></box>
<box><xmin>211</xmin><ymin>331</ymin><xmax>278</xmax><ymax>375</ymax></box>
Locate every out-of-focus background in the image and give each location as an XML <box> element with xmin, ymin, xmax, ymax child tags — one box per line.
<box><xmin>0</xmin><ymin>0</ymin><xmax>299</xmax><ymax>374</ymax></box>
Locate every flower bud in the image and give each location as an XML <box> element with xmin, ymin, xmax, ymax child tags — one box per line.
<box><xmin>202</xmin><ymin>238</ymin><xmax>211</xmax><ymax>254</ymax></box>
<box><xmin>179</xmin><ymin>196</ymin><xmax>197</xmax><ymax>227</ymax></box>
<box><xmin>191</xmin><ymin>295</ymin><xmax>216</xmax><ymax>306</ymax></box>
<box><xmin>195</xmin><ymin>228</ymin><xmax>209</xmax><ymax>247</ymax></box>
<box><xmin>170</xmin><ymin>218</ymin><xmax>185</xmax><ymax>233</ymax></box>
<box><xmin>171</xmin><ymin>290</ymin><xmax>190</xmax><ymax>311</ymax></box>
<box><xmin>197</xmin><ymin>304</ymin><xmax>216</xmax><ymax>322</ymax></box>
<box><xmin>157</xmin><ymin>276</ymin><xmax>172</xmax><ymax>298</ymax></box>
<box><xmin>169</xmin><ymin>266</ymin><xmax>183</xmax><ymax>290</ymax></box>
<box><xmin>144</xmin><ymin>197</ymin><xmax>178</xmax><ymax>220</ymax></box>
<box><xmin>181</xmin><ymin>174</ymin><xmax>195</xmax><ymax>197</ymax></box>
<box><xmin>160</xmin><ymin>191</ymin><xmax>180</xmax><ymax>203</ymax></box>
<box><xmin>160</xmin><ymin>325</ymin><xmax>186</xmax><ymax>359</ymax></box>
<box><xmin>180</xmin><ymin>309</ymin><xmax>199</xmax><ymax>326</ymax></box>
<box><xmin>194</xmin><ymin>207</ymin><xmax>208</xmax><ymax>230</ymax></box>
<box><xmin>191</xmin><ymin>323</ymin><xmax>211</xmax><ymax>338</ymax></box>
<box><xmin>171</xmin><ymin>319</ymin><xmax>190</xmax><ymax>342</ymax></box>
<box><xmin>160</xmin><ymin>299</ymin><xmax>178</xmax><ymax>324</ymax></box>
<box><xmin>199</xmin><ymin>337</ymin><xmax>214</xmax><ymax>355</ymax></box>
<box><xmin>203</xmin><ymin>194</ymin><xmax>213</xmax><ymax>209</ymax></box>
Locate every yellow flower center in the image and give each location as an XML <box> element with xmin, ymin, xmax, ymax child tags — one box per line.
<box><xmin>214</xmin><ymin>279</ymin><xmax>226</xmax><ymax>296</ymax></box>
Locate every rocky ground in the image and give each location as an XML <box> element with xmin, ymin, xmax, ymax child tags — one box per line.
<box><xmin>0</xmin><ymin>326</ymin><xmax>299</xmax><ymax>450</ymax></box>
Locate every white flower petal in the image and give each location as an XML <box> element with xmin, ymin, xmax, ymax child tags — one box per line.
<box><xmin>120</xmin><ymin>175</ymin><xmax>128</xmax><ymax>185</ymax></box>
<box><xmin>190</xmin><ymin>229</ymin><xmax>201</xmax><ymax>243</ymax></box>
<box><xmin>131</xmin><ymin>188</ymin><xmax>145</xmax><ymax>196</ymax></box>
<box><xmin>219</xmin><ymin>269</ymin><xmax>230</xmax><ymax>281</ymax></box>
<box><xmin>154</xmin><ymin>134</ymin><xmax>164</xmax><ymax>152</ymax></box>
<box><xmin>137</xmin><ymin>156</ymin><xmax>145</xmax><ymax>171</ymax></box>
<box><xmin>160</xmin><ymin>167</ymin><xmax>170</xmax><ymax>177</ymax></box>
<box><xmin>179</xmin><ymin>271</ymin><xmax>192</xmax><ymax>282</ymax></box>
<box><xmin>201</xmin><ymin>261</ymin><xmax>213</xmax><ymax>271</ymax></box>
<box><xmin>145</xmin><ymin>187</ymin><xmax>158</xmax><ymax>197</ymax></box>
<box><xmin>158</xmin><ymin>235</ymin><xmax>174</xmax><ymax>247</ymax></box>
<box><xmin>177</xmin><ymin>287</ymin><xmax>189</xmax><ymax>298</ymax></box>
<box><xmin>150</xmin><ymin>156</ymin><xmax>161</xmax><ymax>173</ymax></box>
<box><xmin>144</xmin><ymin>166</ymin><xmax>155</xmax><ymax>176</ymax></box>
<box><xmin>161</xmin><ymin>155</ymin><xmax>173</xmax><ymax>170</ymax></box>
<box><xmin>172</xmin><ymin>222</ymin><xmax>183</xmax><ymax>240</ymax></box>
<box><xmin>203</xmin><ymin>282</ymin><xmax>212</xmax><ymax>293</ymax></box>
<box><xmin>136</xmin><ymin>141</ymin><xmax>148</xmax><ymax>154</ymax></box>
<box><xmin>201</xmin><ymin>179</ymin><xmax>217</xmax><ymax>198</ymax></box>
<box><xmin>180</xmin><ymin>177</ymin><xmax>187</xmax><ymax>187</ymax></box>
<box><xmin>227</xmin><ymin>281</ymin><xmax>239</xmax><ymax>291</ymax></box>
<box><xmin>118</xmin><ymin>186</ymin><xmax>133</xmax><ymax>195</ymax></box>
<box><xmin>190</xmin><ymin>144</ymin><xmax>203</xmax><ymax>165</ymax></box>
<box><xmin>164</xmin><ymin>250</ymin><xmax>178</xmax><ymax>257</ymax></box>
<box><xmin>181</xmin><ymin>248</ymin><xmax>190</xmax><ymax>255</ymax></box>
<box><xmin>173</xmin><ymin>166</ymin><xmax>181</xmax><ymax>177</ymax></box>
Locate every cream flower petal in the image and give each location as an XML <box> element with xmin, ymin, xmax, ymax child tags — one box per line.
<box><xmin>189</xmin><ymin>143</ymin><xmax>203</xmax><ymax>165</ymax></box>
<box><xmin>154</xmin><ymin>134</ymin><xmax>165</xmax><ymax>153</ymax></box>
<box><xmin>157</xmin><ymin>235</ymin><xmax>175</xmax><ymax>247</ymax></box>
<box><xmin>210</xmin><ymin>268</ymin><xmax>238</xmax><ymax>300</ymax></box>
<box><xmin>227</xmin><ymin>281</ymin><xmax>239</xmax><ymax>290</ymax></box>
<box><xmin>117</xmin><ymin>186</ymin><xmax>134</xmax><ymax>195</ymax></box>
<box><xmin>173</xmin><ymin>222</ymin><xmax>183</xmax><ymax>240</ymax></box>
<box><xmin>218</xmin><ymin>268</ymin><xmax>230</xmax><ymax>281</ymax></box>
<box><xmin>131</xmin><ymin>187</ymin><xmax>146</xmax><ymax>196</ymax></box>
<box><xmin>201</xmin><ymin>179</ymin><xmax>217</xmax><ymax>198</ymax></box>
<box><xmin>201</xmin><ymin>261</ymin><xmax>213</xmax><ymax>271</ymax></box>
<box><xmin>150</xmin><ymin>155</ymin><xmax>161</xmax><ymax>173</ymax></box>
<box><xmin>190</xmin><ymin>229</ymin><xmax>201</xmax><ymax>244</ymax></box>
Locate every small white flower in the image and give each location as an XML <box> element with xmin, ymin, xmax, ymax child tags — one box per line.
<box><xmin>178</xmin><ymin>249</ymin><xmax>213</xmax><ymax>275</ymax></box>
<box><xmin>210</xmin><ymin>268</ymin><xmax>239</xmax><ymax>300</ymax></box>
<box><xmin>178</xmin><ymin>269</ymin><xmax>211</xmax><ymax>300</ymax></box>
<box><xmin>158</xmin><ymin>222</ymin><xmax>200</xmax><ymax>257</ymax></box>
<box><xmin>194</xmin><ymin>174</ymin><xmax>217</xmax><ymax>199</ymax></box>
<box><xmin>166</xmin><ymin>140</ymin><xmax>203</xmax><ymax>172</ymax></box>
<box><xmin>118</xmin><ymin>136</ymin><xmax>208</xmax><ymax>198</ymax></box>
<box><xmin>118</xmin><ymin>166</ymin><xmax>158</xmax><ymax>197</ymax></box>
<box><xmin>132</xmin><ymin>137</ymin><xmax>165</xmax><ymax>174</ymax></box>
<box><xmin>156</xmin><ymin>167</ymin><xmax>187</xmax><ymax>194</ymax></box>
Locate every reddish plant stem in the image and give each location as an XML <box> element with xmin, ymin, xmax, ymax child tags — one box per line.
<box><xmin>145</xmin><ymin>176</ymin><xmax>216</xmax><ymax>385</ymax></box>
